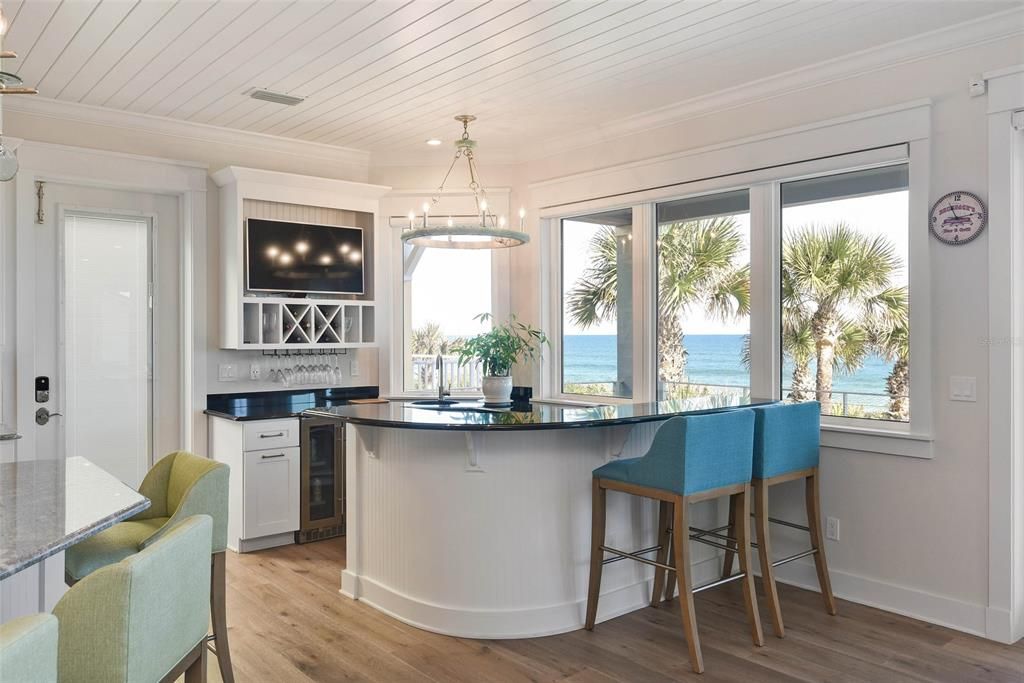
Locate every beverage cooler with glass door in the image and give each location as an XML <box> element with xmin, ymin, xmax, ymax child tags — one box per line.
<box><xmin>297</xmin><ymin>416</ymin><xmax>345</xmax><ymax>543</ymax></box>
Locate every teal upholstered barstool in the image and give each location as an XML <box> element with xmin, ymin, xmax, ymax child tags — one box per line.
<box><xmin>65</xmin><ymin>451</ymin><xmax>234</xmax><ymax>683</ymax></box>
<box><xmin>54</xmin><ymin>515</ymin><xmax>213</xmax><ymax>682</ymax></box>
<box><xmin>721</xmin><ymin>401</ymin><xmax>837</xmax><ymax>638</ymax></box>
<box><xmin>0</xmin><ymin>614</ymin><xmax>58</xmax><ymax>683</ymax></box>
<box><xmin>584</xmin><ymin>411</ymin><xmax>763</xmax><ymax>674</ymax></box>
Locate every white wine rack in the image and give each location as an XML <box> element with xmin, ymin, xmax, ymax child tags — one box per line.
<box><xmin>239</xmin><ymin>297</ymin><xmax>375</xmax><ymax>349</ymax></box>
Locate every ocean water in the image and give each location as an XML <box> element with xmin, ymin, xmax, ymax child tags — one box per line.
<box><xmin>563</xmin><ymin>334</ymin><xmax>894</xmax><ymax>397</ymax></box>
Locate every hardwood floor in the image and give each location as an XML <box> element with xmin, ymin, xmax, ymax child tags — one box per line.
<box><xmin>203</xmin><ymin>539</ymin><xmax>1024</xmax><ymax>682</ymax></box>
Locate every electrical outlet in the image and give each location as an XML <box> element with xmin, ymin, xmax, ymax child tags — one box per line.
<box><xmin>350</xmin><ymin>359</ymin><xmax>359</xmax><ymax>376</ymax></box>
<box><xmin>218</xmin><ymin>363</ymin><xmax>237</xmax><ymax>381</ymax></box>
<box><xmin>249</xmin><ymin>363</ymin><xmax>261</xmax><ymax>381</ymax></box>
<box><xmin>826</xmin><ymin>517</ymin><xmax>840</xmax><ymax>541</ymax></box>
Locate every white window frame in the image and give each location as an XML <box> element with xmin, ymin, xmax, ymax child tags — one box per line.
<box><xmin>382</xmin><ymin>188</ymin><xmax>511</xmax><ymax>399</ymax></box>
<box><xmin>536</xmin><ymin>102</ymin><xmax>933</xmax><ymax>457</ymax></box>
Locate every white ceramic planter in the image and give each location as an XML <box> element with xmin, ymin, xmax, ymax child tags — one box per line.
<box><xmin>481</xmin><ymin>375</ymin><xmax>513</xmax><ymax>405</ymax></box>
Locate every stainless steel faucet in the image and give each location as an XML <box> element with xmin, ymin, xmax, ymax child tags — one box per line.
<box><xmin>436</xmin><ymin>353</ymin><xmax>451</xmax><ymax>402</ymax></box>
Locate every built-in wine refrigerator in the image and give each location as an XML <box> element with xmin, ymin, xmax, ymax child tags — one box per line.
<box><xmin>297</xmin><ymin>416</ymin><xmax>345</xmax><ymax>543</ymax></box>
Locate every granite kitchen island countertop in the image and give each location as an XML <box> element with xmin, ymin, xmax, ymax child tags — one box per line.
<box><xmin>304</xmin><ymin>394</ymin><xmax>776</xmax><ymax>431</ymax></box>
<box><xmin>0</xmin><ymin>456</ymin><xmax>149</xmax><ymax>579</ymax></box>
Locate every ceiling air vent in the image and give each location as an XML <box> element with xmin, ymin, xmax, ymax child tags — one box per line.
<box><xmin>249</xmin><ymin>89</ymin><xmax>305</xmax><ymax>106</ymax></box>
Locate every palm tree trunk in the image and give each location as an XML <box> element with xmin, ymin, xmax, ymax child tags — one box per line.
<box><xmin>789</xmin><ymin>360</ymin><xmax>814</xmax><ymax>402</ymax></box>
<box><xmin>812</xmin><ymin>312</ymin><xmax>838</xmax><ymax>415</ymax></box>
<box><xmin>886</xmin><ymin>357</ymin><xmax>909</xmax><ymax>421</ymax></box>
<box><xmin>657</xmin><ymin>312</ymin><xmax>687</xmax><ymax>395</ymax></box>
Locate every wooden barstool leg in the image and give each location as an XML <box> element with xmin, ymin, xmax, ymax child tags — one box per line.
<box><xmin>184</xmin><ymin>641</ymin><xmax>207</xmax><ymax>683</ymax></box>
<box><xmin>651</xmin><ymin>500</ymin><xmax>671</xmax><ymax>607</ymax></box>
<box><xmin>805</xmin><ymin>469</ymin><xmax>837</xmax><ymax>616</ymax></box>
<box><xmin>721</xmin><ymin>492</ymin><xmax>739</xmax><ymax>579</ymax></box>
<box><xmin>736</xmin><ymin>486</ymin><xmax>764</xmax><ymax>647</ymax></box>
<box><xmin>672</xmin><ymin>496</ymin><xmax>704</xmax><ymax>674</ymax></box>
<box><xmin>754</xmin><ymin>479</ymin><xmax>784</xmax><ymax>637</ymax></box>
<box><xmin>211</xmin><ymin>552</ymin><xmax>236</xmax><ymax>683</ymax></box>
<box><xmin>585</xmin><ymin>478</ymin><xmax>608</xmax><ymax>630</ymax></box>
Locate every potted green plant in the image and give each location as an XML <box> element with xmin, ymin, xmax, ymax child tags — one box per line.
<box><xmin>453</xmin><ymin>314</ymin><xmax>548</xmax><ymax>405</ymax></box>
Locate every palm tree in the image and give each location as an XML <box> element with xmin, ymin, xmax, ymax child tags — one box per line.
<box><xmin>782</xmin><ymin>223</ymin><xmax>905</xmax><ymax>414</ymax></box>
<box><xmin>868</xmin><ymin>286</ymin><xmax>910</xmax><ymax>420</ymax></box>
<box><xmin>410</xmin><ymin>322</ymin><xmax>461</xmax><ymax>356</ymax></box>
<box><xmin>567</xmin><ymin>217</ymin><xmax>750</xmax><ymax>391</ymax></box>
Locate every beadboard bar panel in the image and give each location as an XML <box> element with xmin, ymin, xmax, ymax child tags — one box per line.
<box><xmin>341</xmin><ymin>420</ymin><xmax>726</xmax><ymax>638</ymax></box>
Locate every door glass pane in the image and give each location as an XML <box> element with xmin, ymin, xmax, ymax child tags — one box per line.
<box><xmin>656</xmin><ymin>190</ymin><xmax>750</xmax><ymax>400</ymax></box>
<box><xmin>307</xmin><ymin>425</ymin><xmax>336</xmax><ymax>522</ymax></box>
<box><xmin>403</xmin><ymin>243</ymin><xmax>490</xmax><ymax>393</ymax></box>
<box><xmin>561</xmin><ymin>209</ymin><xmax>634</xmax><ymax>397</ymax></box>
<box><xmin>65</xmin><ymin>214</ymin><xmax>152</xmax><ymax>485</ymax></box>
<box><xmin>780</xmin><ymin>164</ymin><xmax>910</xmax><ymax>422</ymax></box>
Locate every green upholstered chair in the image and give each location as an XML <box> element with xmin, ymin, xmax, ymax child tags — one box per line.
<box><xmin>0</xmin><ymin>614</ymin><xmax>58</xmax><ymax>683</ymax></box>
<box><xmin>65</xmin><ymin>451</ymin><xmax>234</xmax><ymax>683</ymax></box>
<box><xmin>54</xmin><ymin>514</ymin><xmax>212</xmax><ymax>683</ymax></box>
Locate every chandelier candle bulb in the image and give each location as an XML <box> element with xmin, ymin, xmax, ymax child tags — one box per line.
<box><xmin>408</xmin><ymin>211</ymin><xmax>415</xmax><ymax>230</ymax></box>
<box><xmin>519</xmin><ymin>207</ymin><xmax>526</xmax><ymax>229</ymax></box>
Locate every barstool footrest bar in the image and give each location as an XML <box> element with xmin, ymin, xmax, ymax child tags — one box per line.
<box><xmin>688</xmin><ymin>526</ymin><xmax>736</xmax><ymax>545</ymax></box>
<box><xmin>749</xmin><ymin>513</ymin><xmax>810</xmax><ymax>532</ymax></box>
<box><xmin>689</xmin><ymin>534</ymin><xmax>734</xmax><ymax>553</ymax></box>
<box><xmin>770</xmin><ymin>547</ymin><xmax>818</xmax><ymax>568</ymax></box>
<box><xmin>692</xmin><ymin>571</ymin><xmax>747</xmax><ymax>594</ymax></box>
<box><xmin>601</xmin><ymin>543</ymin><xmax>663</xmax><ymax>565</ymax></box>
<box><xmin>601</xmin><ymin>545</ymin><xmax>675</xmax><ymax>572</ymax></box>
<box><xmin>688</xmin><ymin>524</ymin><xmax>730</xmax><ymax>542</ymax></box>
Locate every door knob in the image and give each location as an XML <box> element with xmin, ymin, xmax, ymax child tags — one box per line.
<box><xmin>35</xmin><ymin>407</ymin><xmax>62</xmax><ymax>426</ymax></box>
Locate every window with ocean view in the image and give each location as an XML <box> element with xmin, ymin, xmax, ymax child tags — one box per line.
<box><xmin>656</xmin><ymin>190</ymin><xmax>751</xmax><ymax>401</ymax></box>
<box><xmin>781</xmin><ymin>164</ymin><xmax>910</xmax><ymax>422</ymax></box>
<box><xmin>561</xmin><ymin>209</ymin><xmax>634</xmax><ymax>398</ymax></box>
<box><xmin>403</xmin><ymin>244</ymin><xmax>491</xmax><ymax>393</ymax></box>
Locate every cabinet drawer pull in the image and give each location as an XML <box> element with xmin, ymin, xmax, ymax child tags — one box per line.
<box><xmin>259</xmin><ymin>432</ymin><xmax>285</xmax><ymax>438</ymax></box>
<box><xmin>261</xmin><ymin>453</ymin><xmax>286</xmax><ymax>459</ymax></box>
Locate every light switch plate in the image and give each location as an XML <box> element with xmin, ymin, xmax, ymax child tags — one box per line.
<box><xmin>350</xmin><ymin>359</ymin><xmax>360</xmax><ymax>376</ymax></box>
<box><xmin>218</xmin><ymin>363</ymin><xmax>238</xmax><ymax>381</ymax></box>
<box><xmin>950</xmin><ymin>375</ymin><xmax>976</xmax><ymax>402</ymax></box>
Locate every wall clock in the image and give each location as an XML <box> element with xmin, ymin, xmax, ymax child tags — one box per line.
<box><xmin>929</xmin><ymin>191</ymin><xmax>987</xmax><ymax>245</ymax></box>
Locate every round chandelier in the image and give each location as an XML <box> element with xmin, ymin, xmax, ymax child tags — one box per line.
<box><xmin>401</xmin><ymin>115</ymin><xmax>529</xmax><ymax>250</ymax></box>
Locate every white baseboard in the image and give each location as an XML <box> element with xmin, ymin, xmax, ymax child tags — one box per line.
<box><xmin>232</xmin><ymin>532</ymin><xmax>295</xmax><ymax>554</ymax></box>
<box><xmin>340</xmin><ymin>556</ymin><xmax>722</xmax><ymax>639</ymax></box>
<box><xmin>773</xmin><ymin>559</ymin><xmax>989</xmax><ymax>638</ymax></box>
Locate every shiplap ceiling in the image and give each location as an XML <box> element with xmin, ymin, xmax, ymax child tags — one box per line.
<box><xmin>2</xmin><ymin>0</ymin><xmax>1020</xmax><ymax>160</ymax></box>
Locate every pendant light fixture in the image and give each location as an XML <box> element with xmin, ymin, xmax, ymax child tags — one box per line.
<box><xmin>401</xmin><ymin>115</ymin><xmax>529</xmax><ymax>249</ymax></box>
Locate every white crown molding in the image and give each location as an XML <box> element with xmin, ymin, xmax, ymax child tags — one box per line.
<box><xmin>211</xmin><ymin>165</ymin><xmax>389</xmax><ymax>197</ymax></box>
<box><xmin>517</xmin><ymin>6</ymin><xmax>1024</xmax><ymax>164</ymax></box>
<box><xmin>3</xmin><ymin>95</ymin><xmax>370</xmax><ymax>169</ymax></box>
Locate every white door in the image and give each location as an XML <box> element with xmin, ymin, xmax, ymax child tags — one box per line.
<box><xmin>17</xmin><ymin>183</ymin><xmax>181</xmax><ymax>486</ymax></box>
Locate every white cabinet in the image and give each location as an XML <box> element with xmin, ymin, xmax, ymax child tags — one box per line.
<box><xmin>211</xmin><ymin>166</ymin><xmax>390</xmax><ymax>350</ymax></box>
<box><xmin>209</xmin><ymin>415</ymin><xmax>301</xmax><ymax>552</ymax></box>
<box><xmin>242</xmin><ymin>447</ymin><xmax>300</xmax><ymax>539</ymax></box>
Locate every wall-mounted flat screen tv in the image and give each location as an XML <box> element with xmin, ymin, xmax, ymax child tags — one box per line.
<box><xmin>246</xmin><ymin>218</ymin><xmax>364</xmax><ymax>295</ymax></box>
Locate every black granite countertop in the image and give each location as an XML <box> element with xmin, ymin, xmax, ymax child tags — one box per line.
<box><xmin>205</xmin><ymin>386</ymin><xmax>379</xmax><ymax>421</ymax></box>
<box><xmin>303</xmin><ymin>394</ymin><xmax>776</xmax><ymax>431</ymax></box>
